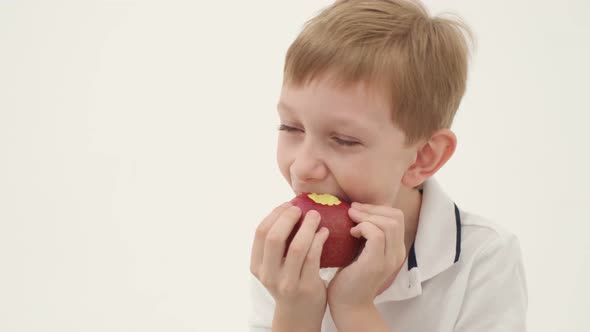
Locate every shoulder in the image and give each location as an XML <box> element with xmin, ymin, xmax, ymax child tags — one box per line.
<box><xmin>459</xmin><ymin>209</ymin><xmax>522</xmax><ymax>257</ymax></box>
<box><xmin>456</xmin><ymin>209</ymin><xmax>526</xmax><ymax>285</ymax></box>
<box><xmin>451</xmin><ymin>210</ymin><xmax>528</xmax><ymax>330</ymax></box>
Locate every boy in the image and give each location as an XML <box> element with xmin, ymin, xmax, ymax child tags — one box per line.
<box><xmin>249</xmin><ymin>0</ymin><xmax>527</xmax><ymax>331</ymax></box>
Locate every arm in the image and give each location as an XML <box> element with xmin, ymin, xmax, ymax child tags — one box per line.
<box><xmin>330</xmin><ymin>304</ymin><xmax>390</xmax><ymax>332</ymax></box>
<box><xmin>272</xmin><ymin>304</ymin><xmax>322</xmax><ymax>332</ymax></box>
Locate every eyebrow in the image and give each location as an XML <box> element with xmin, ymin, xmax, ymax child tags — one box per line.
<box><xmin>277</xmin><ymin>101</ymin><xmax>296</xmax><ymax>114</ymax></box>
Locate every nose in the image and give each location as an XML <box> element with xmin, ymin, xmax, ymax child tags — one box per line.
<box><xmin>290</xmin><ymin>139</ymin><xmax>328</xmax><ymax>183</ymax></box>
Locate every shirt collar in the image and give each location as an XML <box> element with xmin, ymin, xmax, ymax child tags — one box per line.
<box><xmin>374</xmin><ymin>177</ymin><xmax>462</xmax><ymax>303</ymax></box>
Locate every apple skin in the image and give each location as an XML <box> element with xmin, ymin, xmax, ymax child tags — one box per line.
<box><xmin>285</xmin><ymin>193</ymin><xmax>363</xmax><ymax>268</ymax></box>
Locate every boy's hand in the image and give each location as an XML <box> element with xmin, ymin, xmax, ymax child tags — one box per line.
<box><xmin>250</xmin><ymin>203</ymin><xmax>330</xmax><ymax>331</ymax></box>
<box><xmin>327</xmin><ymin>202</ymin><xmax>407</xmax><ymax>313</ymax></box>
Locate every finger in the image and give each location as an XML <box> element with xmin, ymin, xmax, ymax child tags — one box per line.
<box><xmin>350</xmin><ymin>202</ymin><xmax>403</xmax><ymax>220</ymax></box>
<box><xmin>300</xmin><ymin>227</ymin><xmax>330</xmax><ymax>281</ymax></box>
<box><xmin>250</xmin><ymin>202</ymin><xmax>292</xmax><ymax>275</ymax></box>
<box><xmin>349</xmin><ymin>208</ymin><xmax>404</xmax><ymax>258</ymax></box>
<box><xmin>261</xmin><ymin>206</ymin><xmax>302</xmax><ymax>272</ymax></box>
<box><xmin>283</xmin><ymin>210</ymin><xmax>322</xmax><ymax>280</ymax></box>
<box><xmin>350</xmin><ymin>221</ymin><xmax>386</xmax><ymax>258</ymax></box>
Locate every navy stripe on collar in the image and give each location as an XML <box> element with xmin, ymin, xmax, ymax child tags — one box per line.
<box><xmin>453</xmin><ymin>203</ymin><xmax>462</xmax><ymax>263</ymax></box>
<box><xmin>407</xmin><ymin>201</ymin><xmax>462</xmax><ymax>270</ymax></box>
<box><xmin>408</xmin><ymin>242</ymin><xmax>417</xmax><ymax>269</ymax></box>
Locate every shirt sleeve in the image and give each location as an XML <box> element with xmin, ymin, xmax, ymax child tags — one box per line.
<box><xmin>248</xmin><ymin>275</ymin><xmax>275</xmax><ymax>332</ymax></box>
<box><xmin>453</xmin><ymin>234</ymin><xmax>528</xmax><ymax>332</ymax></box>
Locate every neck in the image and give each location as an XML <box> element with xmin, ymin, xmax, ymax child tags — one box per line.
<box><xmin>398</xmin><ymin>185</ymin><xmax>422</xmax><ymax>253</ymax></box>
<box><xmin>376</xmin><ymin>185</ymin><xmax>422</xmax><ymax>295</ymax></box>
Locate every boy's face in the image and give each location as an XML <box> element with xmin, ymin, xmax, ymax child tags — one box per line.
<box><xmin>277</xmin><ymin>76</ymin><xmax>420</xmax><ymax>207</ymax></box>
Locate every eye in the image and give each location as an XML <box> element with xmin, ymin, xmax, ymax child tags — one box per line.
<box><xmin>278</xmin><ymin>124</ymin><xmax>303</xmax><ymax>133</ymax></box>
<box><xmin>332</xmin><ymin>137</ymin><xmax>360</xmax><ymax>147</ymax></box>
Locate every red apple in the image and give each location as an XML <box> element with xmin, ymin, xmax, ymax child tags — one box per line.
<box><xmin>285</xmin><ymin>193</ymin><xmax>363</xmax><ymax>268</ymax></box>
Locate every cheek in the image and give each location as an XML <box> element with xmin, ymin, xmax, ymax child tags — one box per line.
<box><xmin>340</xmin><ymin>155</ymin><xmax>403</xmax><ymax>205</ymax></box>
<box><xmin>332</xmin><ymin>157</ymin><xmax>376</xmax><ymax>201</ymax></box>
<box><xmin>276</xmin><ymin>139</ymin><xmax>292</xmax><ymax>182</ymax></box>
<box><xmin>356</xmin><ymin>176</ymin><xmax>399</xmax><ymax>205</ymax></box>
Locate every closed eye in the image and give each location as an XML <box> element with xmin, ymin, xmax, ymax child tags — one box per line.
<box><xmin>332</xmin><ymin>137</ymin><xmax>360</xmax><ymax>146</ymax></box>
<box><xmin>278</xmin><ymin>124</ymin><xmax>302</xmax><ymax>133</ymax></box>
<box><xmin>279</xmin><ymin>124</ymin><xmax>360</xmax><ymax>147</ymax></box>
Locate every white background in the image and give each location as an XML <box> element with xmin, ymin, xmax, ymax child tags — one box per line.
<box><xmin>1</xmin><ymin>0</ymin><xmax>589</xmax><ymax>331</ymax></box>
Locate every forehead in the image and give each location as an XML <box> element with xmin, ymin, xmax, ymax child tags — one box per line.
<box><xmin>278</xmin><ymin>77</ymin><xmax>394</xmax><ymax>128</ymax></box>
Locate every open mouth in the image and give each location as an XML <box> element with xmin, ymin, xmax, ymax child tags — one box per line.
<box><xmin>294</xmin><ymin>190</ymin><xmax>352</xmax><ymax>205</ymax></box>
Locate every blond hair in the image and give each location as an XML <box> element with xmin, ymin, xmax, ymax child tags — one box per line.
<box><xmin>284</xmin><ymin>0</ymin><xmax>474</xmax><ymax>145</ymax></box>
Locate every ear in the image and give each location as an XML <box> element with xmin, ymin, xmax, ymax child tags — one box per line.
<box><xmin>402</xmin><ymin>129</ymin><xmax>457</xmax><ymax>188</ymax></box>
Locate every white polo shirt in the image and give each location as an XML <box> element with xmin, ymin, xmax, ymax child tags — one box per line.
<box><xmin>249</xmin><ymin>178</ymin><xmax>528</xmax><ymax>331</ymax></box>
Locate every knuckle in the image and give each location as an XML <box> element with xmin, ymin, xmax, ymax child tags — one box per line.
<box><xmin>387</xmin><ymin>219</ymin><xmax>402</xmax><ymax>233</ymax></box>
<box><xmin>288</xmin><ymin>243</ymin><xmax>307</xmax><ymax>257</ymax></box>
<box><xmin>298</xmin><ymin>283</ymin><xmax>315</xmax><ymax>297</ymax></box>
<box><xmin>374</xmin><ymin>231</ymin><xmax>386</xmax><ymax>242</ymax></box>
<box><xmin>382</xmin><ymin>219</ymin><xmax>395</xmax><ymax>231</ymax></box>
<box><xmin>305</xmin><ymin>250</ymin><xmax>318</xmax><ymax>264</ymax></box>
<box><xmin>278</xmin><ymin>279</ymin><xmax>297</xmax><ymax>296</ymax></box>
<box><xmin>273</xmin><ymin>204</ymin><xmax>287</xmax><ymax>213</ymax></box>
<box><xmin>284</xmin><ymin>206</ymin><xmax>301</xmax><ymax>218</ymax></box>
<box><xmin>255</xmin><ymin>224</ymin><xmax>270</xmax><ymax>239</ymax></box>
<box><xmin>392</xmin><ymin>209</ymin><xmax>404</xmax><ymax>220</ymax></box>
<box><xmin>258</xmin><ymin>272</ymin><xmax>276</xmax><ymax>289</ymax></box>
<box><xmin>265</xmin><ymin>232</ymin><xmax>283</xmax><ymax>246</ymax></box>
